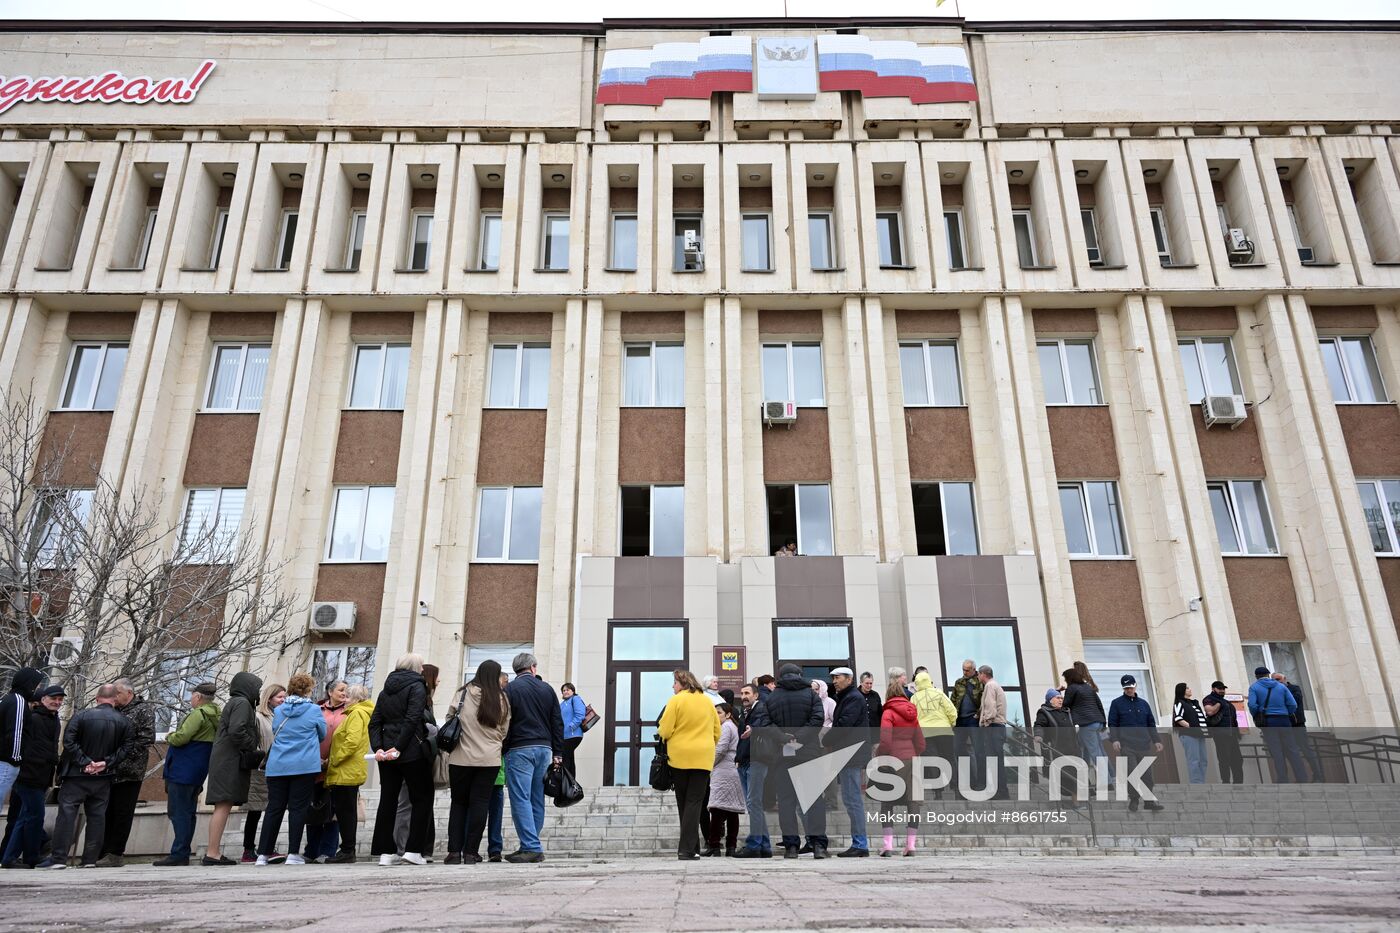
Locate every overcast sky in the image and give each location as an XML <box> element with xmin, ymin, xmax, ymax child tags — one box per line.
<box><xmin>7</xmin><ymin>0</ymin><xmax>1400</xmax><ymax>21</ymax></box>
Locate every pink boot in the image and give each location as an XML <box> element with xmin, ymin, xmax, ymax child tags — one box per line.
<box><xmin>880</xmin><ymin>832</ymin><xmax>894</xmax><ymax>857</ymax></box>
<box><xmin>903</xmin><ymin>830</ymin><xmax>916</xmax><ymax>856</ymax></box>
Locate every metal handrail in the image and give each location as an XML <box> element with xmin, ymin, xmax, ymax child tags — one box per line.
<box><xmin>1006</xmin><ymin>723</ymin><xmax>1097</xmax><ymax>841</ymax></box>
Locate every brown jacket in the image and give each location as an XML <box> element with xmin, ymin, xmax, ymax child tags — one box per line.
<box><xmin>445</xmin><ymin>683</ymin><xmax>511</xmax><ymax>768</ymax></box>
<box><xmin>979</xmin><ymin>678</ymin><xmax>1007</xmax><ymax>726</ymax></box>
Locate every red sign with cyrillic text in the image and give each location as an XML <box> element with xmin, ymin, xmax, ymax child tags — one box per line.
<box><xmin>0</xmin><ymin>60</ymin><xmax>216</xmax><ymax>115</ymax></box>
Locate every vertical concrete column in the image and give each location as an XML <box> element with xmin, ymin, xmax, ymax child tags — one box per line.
<box><xmin>683</xmin><ymin>307</ymin><xmax>710</xmax><ymax>556</ymax></box>
<box><xmin>588</xmin><ymin>308</ymin><xmax>620</xmax><ymax>556</ymax></box>
<box><xmin>99</xmin><ymin>297</ymin><xmax>163</xmax><ymax>494</ymax></box>
<box><xmin>735</xmin><ymin>302</ymin><xmax>762</xmax><ymax>557</ymax></box>
<box><xmin>702</xmin><ymin>297</ymin><xmax>726</xmax><ymax>557</ymax></box>
<box><xmin>115</xmin><ymin>299</ymin><xmax>194</xmax><ymax>520</ymax></box>
<box><xmin>863</xmin><ymin>297</ymin><xmax>904</xmax><ymax>559</ymax></box>
<box><xmin>834</xmin><ymin>297</ymin><xmax>881</xmax><ymax>556</ymax></box>
<box><xmin>0</xmin><ymin>298</ymin><xmax>47</xmax><ymax>392</ymax></box>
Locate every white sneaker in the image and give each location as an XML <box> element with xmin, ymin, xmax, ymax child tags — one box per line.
<box><xmin>255</xmin><ymin>856</ymin><xmax>269</xmax><ymax>866</ymax></box>
<box><xmin>400</xmin><ymin>852</ymin><xmax>427</xmax><ymax>866</ymax></box>
<box><xmin>378</xmin><ymin>854</ymin><xmax>399</xmax><ymax>867</ymax></box>
<box><xmin>285</xmin><ymin>854</ymin><xmax>306</xmax><ymax>865</ymax></box>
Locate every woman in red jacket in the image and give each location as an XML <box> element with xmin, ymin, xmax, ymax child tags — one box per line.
<box><xmin>876</xmin><ymin>671</ymin><xmax>926</xmax><ymax>857</ymax></box>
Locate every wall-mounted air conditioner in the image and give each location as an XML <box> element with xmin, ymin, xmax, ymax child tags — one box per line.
<box><xmin>1202</xmin><ymin>394</ymin><xmax>1248</xmax><ymax>429</ymax></box>
<box><xmin>762</xmin><ymin>400</ymin><xmax>797</xmax><ymax>427</ymax></box>
<box><xmin>308</xmin><ymin>601</ymin><xmax>356</xmax><ymax>634</ymax></box>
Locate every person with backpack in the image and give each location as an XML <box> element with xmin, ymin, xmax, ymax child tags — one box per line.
<box><xmin>1202</xmin><ymin>680</ymin><xmax>1243</xmax><ymax>784</ymax></box>
<box><xmin>1172</xmin><ymin>683</ymin><xmax>1210</xmax><ymax>784</ymax></box>
<box><xmin>445</xmin><ymin>659</ymin><xmax>511</xmax><ymax>865</ymax></box>
<box><xmin>1247</xmin><ymin>667</ymin><xmax>1308</xmax><ymax>783</ymax></box>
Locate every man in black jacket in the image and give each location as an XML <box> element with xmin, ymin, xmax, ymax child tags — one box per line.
<box><xmin>1274</xmin><ymin>673</ymin><xmax>1322</xmax><ymax>782</ymax></box>
<box><xmin>764</xmin><ymin>664</ymin><xmax>827</xmax><ymax>859</ymax></box>
<box><xmin>1</xmin><ymin>684</ymin><xmax>62</xmax><ymax>868</ymax></box>
<box><xmin>859</xmin><ymin>672</ymin><xmax>883</xmax><ymax>729</ymax></box>
<box><xmin>830</xmin><ymin>668</ymin><xmax>871</xmax><ymax>857</ymax></box>
<box><xmin>502</xmin><ymin>653</ymin><xmax>564</xmax><ymax>863</ymax></box>
<box><xmin>97</xmin><ymin>679</ymin><xmax>155</xmax><ymax>867</ymax></box>
<box><xmin>1</xmin><ymin>667</ymin><xmax>45</xmax><ymax>808</ymax></box>
<box><xmin>46</xmin><ymin>684</ymin><xmax>134</xmax><ymax>868</ymax></box>
<box><xmin>1202</xmin><ymin>680</ymin><xmax>1243</xmax><ymax>784</ymax></box>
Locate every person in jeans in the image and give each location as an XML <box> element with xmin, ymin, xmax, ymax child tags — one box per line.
<box><xmin>1274</xmin><ymin>673</ymin><xmax>1323</xmax><ymax>782</ymax></box>
<box><xmin>559</xmin><ymin>682</ymin><xmax>586</xmax><ymax>776</ymax></box>
<box><xmin>829</xmin><ymin>668</ymin><xmax>871</xmax><ymax>857</ymax></box>
<box><xmin>325</xmin><ymin>684</ymin><xmax>374</xmax><ymax>864</ymax></box>
<box><xmin>765</xmin><ymin>664</ymin><xmax>827</xmax><ymax>859</ymax></box>
<box><xmin>1062</xmin><ymin>666</ymin><xmax>1109</xmax><ymax>789</ymax></box>
<box><xmin>658</xmin><ymin>670</ymin><xmax>720</xmax><ymax>860</ymax></box>
<box><xmin>949</xmin><ymin>660</ymin><xmax>982</xmax><ymax>792</ymax></box>
<box><xmin>0</xmin><ymin>668</ymin><xmax>45</xmax><ymax>809</ymax></box>
<box><xmin>501</xmin><ymin>652</ymin><xmax>564</xmax><ymax>863</ymax></box>
<box><xmin>153</xmin><ymin>682</ymin><xmax>221</xmax><ymax>866</ymax></box>
<box><xmin>369</xmin><ymin>654</ymin><xmax>433</xmax><ymax>866</ymax></box>
<box><xmin>47</xmin><ymin>684</ymin><xmax>133</xmax><ymax>869</ymax></box>
<box><xmin>1</xmin><ymin>684</ymin><xmax>62</xmax><ymax>868</ymax></box>
<box><xmin>1172</xmin><ymin>683</ymin><xmax>1210</xmax><ymax>785</ymax></box>
<box><xmin>734</xmin><ymin>684</ymin><xmax>756</xmax><ymax>796</ymax></box>
<box><xmin>96</xmin><ymin>679</ymin><xmax>155</xmax><ymax>868</ymax></box>
<box><xmin>1202</xmin><ymin>681</ymin><xmax>1242</xmax><ymax>784</ymax></box>
<box><xmin>976</xmin><ymin>665</ymin><xmax>1009</xmax><ymax>800</ymax></box>
<box><xmin>445</xmin><ymin>659</ymin><xmax>511</xmax><ymax>865</ymax></box>
<box><xmin>1247</xmin><ymin>666</ymin><xmax>1307</xmax><ymax>783</ymax></box>
<box><xmin>1107</xmin><ymin>675</ymin><xmax>1164</xmax><ymax>813</ymax></box>
<box><xmin>734</xmin><ymin>684</ymin><xmax>774</xmax><ymax>859</ymax></box>
<box><xmin>257</xmin><ymin>672</ymin><xmax>327</xmax><ymax>866</ymax></box>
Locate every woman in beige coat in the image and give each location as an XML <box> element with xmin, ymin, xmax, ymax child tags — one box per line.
<box><xmin>444</xmin><ymin>659</ymin><xmax>511</xmax><ymax>864</ymax></box>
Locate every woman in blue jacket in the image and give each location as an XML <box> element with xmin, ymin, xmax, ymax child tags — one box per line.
<box><xmin>560</xmin><ymin>683</ymin><xmax>587</xmax><ymax>775</ymax></box>
<box><xmin>257</xmin><ymin>672</ymin><xmax>327</xmax><ymax>866</ymax></box>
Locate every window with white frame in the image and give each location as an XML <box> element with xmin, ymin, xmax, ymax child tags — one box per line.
<box><xmin>609</xmin><ymin>213</ymin><xmax>637</xmax><ymax>271</ymax></box>
<box><xmin>1357</xmin><ymin>479</ymin><xmax>1400</xmax><ymax>554</ymax></box>
<box><xmin>623</xmin><ymin>342</ymin><xmax>684</xmax><ymax>407</ymax></box>
<box><xmin>475</xmin><ymin>486</ymin><xmax>542</xmax><ymax>562</ymax></box>
<box><xmin>1318</xmin><ymin>335</ymin><xmax>1387</xmax><ymax>403</ymax></box>
<box><xmin>1037</xmin><ymin>339</ymin><xmax>1102</xmax><ymax>405</ymax></box>
<box><xmin>1080</xmin><ymin>208</ymin><xmax>1103</xmax><ymax>266</ymax></box>
<box><xmin>1178</xmin><ymin>336</ymin><xmax>1243</xmax><ymax>402</ymax></box>
<box><xmin>620</xmin><ymin>485</ymin><xmax>684</xmax><ymax>557</ymax></box>
<box><xmin>311</xmin><ymin>646</ymin><xmax>377</xmax><ymax>690</ymax></box>
<box><xmin>208</xmin><ymin>206</ymin><xmax>230</xmax><ymax>268</ymax></box>
<box><xmin>407</xmin><ymin>212</ymin><xmax>433</xmax><ymax>271</ymax></box>
<box><xmin>911</xmin><ymin>482</ymin><xmax>979</xmax><ymax>556</ymax></box>
<box><xmin>1083</xmin><ymin>640</ymin><xmax>1157</xmax><ymax>710</ymax></box>
<box><xmin>899</xmin><ymin>339</ymin><xmax>963</xmax><ymax>407</ymax></box>
<box><xmin>1059</xmin><ymin>481</ymin><xmax>1128</xmax><ymax>557</ymax></box>
<box><xmin>464</xmin><ymin>643</ymin><xmax>534</xmax><ymax>683</ymax></box>
<box><xmin>137</xmin><ymin>207</ymin><xmax>159</xmax><ymax>270</ymax></box>
<box><xmin>540</xmin><ymin>212</ymin><xmax>570</xmax><ymax>270</ymax></box>
<box><xmin>347</xmin><ymin>343</ymin><xmax>410</xmax><ymax>410</ymax></box>
<box><xmin>808</xmin><ymin>212</ymin><xmax>836</xmax><ymax>270</ymax></box>
<box><xmin>762</xmin><ymin>342</ymin><xmax>825</xmax><ymax>407</ymax></box>
<box><xmin>26</xmin><ymin>488</ymin><xmax>94</xmax><ymax>568</ymax></box>
<box><xmin>204</xmin><ymin>343</ymin><xmax>271</xmax><ymax>412</ymax></box>
<box><xmin>1241</xmin><ymin>641</ymin><xmax>1314</xmax><ymax>713</ymax></box>
<box><xmin>152</xmin><ymin>650</ymin><xmax>219</xmax><ymax>737</ymax></box>
<box><xmin>1207</xmin><ymin>480</ymin><xmax>1278</xmax><ymax>555</ymax></box>
<box><xmin>766</xmin><ymin>483</ymin><xmax>834</xmax><ymax>556</ymax></box>
<box><xmin>741</xmin><ymin>214</ymin><xmax>772</xmax><ymax>271</ymax></box>
<box><xmin>275</xmin><ymin>210</ymin><xmax>298</xmax><ymax>270</ymax></box>
<box><xmin>60</xmin><ymin>342</ymin><xmax>128</xmax><ymax>411</ymax></box>
<box><xmin>344</xmin><ymin>210</ymin><xmax>367</xmax><ymax>271</ymax></box>
<box><xmin>1012</xmin><ymin>209</ymin><xmax>1038</xmax><ymax>267</ymax></box>
<box><xmin>478</xmin><ymin>212</ymin><xmax>502</xmax><ymax>271</ymax></box>
<box><xmin>1149</xmin><ymin>207</ymin><xmax>1173</xmax><ymax>265</ymax></box>
<box><xmin>325</xmin><ymin>486</ymin><xmax>395</xmax><ymax>562</ymax></box>
<box><xmin>944</xmin><ymin>209</ymin><xmax>968</xmax><ymax>270</ymax></box>
<box><xmin>876</xmin><ymin>211</ymin><xmax>905</xmax><ymax>267</ymax></box>
<box><xmin>179</xmin><ymin>487</ymin><xmax>246</xmax><ymax>562</ymax></box>
<box><xmin>673</xmin><ymin>215</ymin><xmax>703</xmax><ymax>272</ymax></box>
<box><xmin>487</xmin><ymin>343</ymin><xmax>550</xmax><ymax>409</ymax></box>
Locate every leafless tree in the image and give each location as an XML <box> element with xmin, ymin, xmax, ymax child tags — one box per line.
<box><xmin>0</xmin><ymin>390</ymin><xmax>303</xmax><ymax>722</ymax></box>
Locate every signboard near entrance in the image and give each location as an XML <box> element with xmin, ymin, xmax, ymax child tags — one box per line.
<box><xmin>713</xmin><ymin>646</ymin><xmax>747</xmax><ymax>693</ymax></box>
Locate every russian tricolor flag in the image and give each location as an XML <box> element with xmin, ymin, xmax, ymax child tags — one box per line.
<box><xmin>597</xmin><ymin>36</ymin><xmax>754</xmax><ymax>106</ymax></box>
<box><xmin>817</xmin><ymin>36</ymin><xmax>977</xmax><ymax>104</ymax></box>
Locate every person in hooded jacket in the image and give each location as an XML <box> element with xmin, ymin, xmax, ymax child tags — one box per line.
<box><xmin>812</xmin><ymin>680</ymin><xmax>835</xmax><ymax>731</ymax></box>
<box><xmin>325</xmin><ymin>684</ymin><xmax>374</xmax><ymax>863</ymax></box>
<box><xmin>241</xmin><ymin>682</ymin><xmax>285</xmax><ymax>862</ymax></box>
<box><xmin>1033</xmin><ymin>688</ymin><xmax>1078</xmax><ymax>801</ymax></box>
<box><xmin>0</xmin><ymin>667</ymin><xmax>45</xmax><ymax>807</ymax></box>
<box><xmin>1</xmin><ymin>684</ymin><xmax>62</xmax><ymax>869</ymax></box>
<box><xmin>876</xmin><ymin>673</ymin><xmax>926</xmax><ymax>857</ymax></box>
<box><xmin>202</xmin><ymin>672</ymin><xmax>262</xmax><ymax>865</ymax></box>
<box><xmin>911</xmin><ymin>670</ymin><xmax>958</xmax><ymax>798</ymax></box>
<box><xmin>154</xmin><ymin>682</ymin><xmax>221</xmax><ymax>866</ymax></box>
<box><xmin>257</xmin><ymin>672</ymin><xmax>326</xmax><ymax>865</ymax></box>
<box><xmin>369</xmin><ymin>653</ymin><xmax>433</xmax><ymax>866</ymax></box>
<box><xmin>764</xmin><ymin>664</ymin><xmax>828</xmax><ymax>859</ymax></box>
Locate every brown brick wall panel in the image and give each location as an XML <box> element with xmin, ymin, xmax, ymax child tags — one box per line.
<box><xmin>1193</xmin><ymin>409</ymin><xmax>1266</xmax><ymax>478</ymax></box>
<box><xmin>619</xmin><ymin>310</ymin><xmax>685</xmax><ymax>339</ymax></box>
<box><xmin>349</xmin><ymin>311</ymin><xmax>414</xmax><ymax>338</ymax></box>
<box><xmin>1070</xmin><ymin>560</ymin><xmax>1148</xmax><ymax>638</ymax></box>
<box><xmin>313</xmin><ymin>562</ymin><xmax>388</xmax><ymax>644</ymax></box>
<box><xmin>1032</xmin><ymin>309</ymin><xmax>1100</xmax><ymax>335</ymax></box>
<box><xmin>935</xmin><ymin>555</ymin><xmax>1010</xmax><ymax>618</ymax></box>
<box><xmin>66</xmin><ymin>311</ymin><xmax>137</xmax><ymax>339</ymax></box>
<box><xmin>332</xmin><ymin>411</ymin><xmax>403</xmax><ymax>485</ymax></box>
<box><xmin>763</xmin><ymin>408</ymin><xmax>832</xmax><ymax>483</ymax></box>
<box><xmin>183</xmin><ymin>413</ymin><xmax>258</xmax><ymax>487</ymax></box>
<box><xmin>1224</xmin><ymin>557</ymin><xmax>1305</xmax><ymax>640</ymax></box>
<box><xmin>488</xmin><ymin>311</ymin><xmax>554</xmax><ymax>340</ymax></box>
<box><xmin>775</xmin><ymin>556</ymin><xmax>846</xmax><ymax>618</ymax></box>
<box><xmin>38</xmin><ymin>412</ymin><xmax>111</xmax><ymax>486</ymax></box>
<box><xmin>895</xmin><ymin>309</ymin><xmax>960</xmax><ymax>337</ymax></box>
<box><xmin>1311</xmin><ymin>306</ymin><xmax>1380</xmax><ymax>330</ymax></box>
<box><xmin>1379</xmin><ymin>560</ymin><xmax>1400</xmax><ymax>640</ymax></box>
<box><xmin>613</xmin><ymin>556</ymin><xmax>684</xmax><ymax>619</ymax></box>
<box><xmin>207</xmin><ymin>312</ymin><xmax>277</xmax><ymax>339</ymax></box>
<box><xmin>1337</xmin><ymin>405</ymin><xmax>1400</xmax><ymax>477</ymax></box>
<box><xmin>758</xmin><ymin>309</ymin><xmax>824</xmax><ymax>337</ymax></box>
<box><xmin>1047</xmin><ymin>406</ymin><xmax>1119</xmax><ymax>479</ymax></box>
<box><xmin>618</xmin><ymin>408</ymin><xmax>685</xmax><ymax>485</ymax></box>
<box><xmin>1172</xmin><ymin>307</ymin><xmax>1238</xmax><ymax>334</ymax></box>
<box><xmin>465</xmin><ymin>563</ymin><xmax>540</xmax><ymax>641</ymax></box>
<box><xmin>476</xmin><ymin>409</ymin><xmax>546</xmax><ymax>485</ymax></box>
<box><xmin>904</xmin><ymin>407</ymin><xmax>975</xmax><ymax>480</ymax></box>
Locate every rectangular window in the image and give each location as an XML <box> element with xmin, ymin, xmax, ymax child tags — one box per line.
<box><xmin>1319</xmin><ymin>335</ymin><xmax>1387</xmax><ymax>403</ymax></box>
<box><xmin>741</xmin><ymin>214</ymin><xmax>772</xmax><ymax>271</ymax></box>
<box><xmin>619</xmin><ymin>485</ymin><xmax>684</xmax><ymax>557</ymax></box>
<box><xmin>275</xmin><ymin>210</ymin><xmax>298</xmax><ymax>270</ymax></box>
<box><xmin>876</xmin><ymin>211</ymin><xmax>904</xmax><ymax>267</ymax></box>
<box><xmin>1083</xmin><ymin>640</ymin><xmax>1156</xmax><ymax>710</ymax></box>
<box><xmin>475</xmin><ymin>486</ymin><xmax>542</xmax><ymax>562</ymax></box>
<box><xmin>1080</xmin><ymin>208</ymin><xmax>1103</xmax><ymax>266</ymax></box>
<box><xmin>944</xmin><ymin>209</ymin><xmax>968</xmax><ymax>270</ymax></box>
<box><xmin>1207</xmin><ymin>480</ymin><xmax>1279</xmax><ymax>555</ymax></box>
<box><xmin>1012</xmin><ymin>209</ymin><xmax>1038</xmax><ymax>267</ymax></box>
<box><xmin>153</xmin><ymin>650</ymin><xmax>219</xmax><ymax>737</ymax></box>
<box><xmin>26</xmin><ymin>488</ymin><xmax>94</xmax><ymax>568</ymax></box>
<box><xmin>939</xmin><ymin>623</ymin><xmax>1026</xmax><ymax>725</ymax></box>
<box><xmin>774</xmin><ymin>623</ymin><xmax>853</xmax><ymax>681</ymax></box>
<box><xmin>208</xmin><ymin>207</ymin><xmax>230</xmax><ymax>268</ymax></box>
<box><xmin>1059</xmin><ymin>481</ymin><xmax>1128</xmax><ymax>557</ymax></box>
<box><xmin>808</xmin><ymin>212</ymin><xmax>835</xmax><ymax>270</ymax></box>
<box><xmin>311</xmin><ymin>646</ymin><xmax>377</xmax><ymax>689</ymax></box>
<box><xmin>761</xmin><ymin>342</ymin><xmax>825</xmax><ymax>407</ymax></box>
<box><xmin>478</xmin><ymin>212</ymin><xmax>502</xmax><ymax>271</ymax></box>
<box><xmin>407</xmin><ymin>212</ymin><xmax>433</xmax><ymax>271</ymax></box>
<box><xmin>673</xmin><ymin>215</ymin><xmax>703</xmax><ymax>272</ymax></box>
<box><xmin>1037</xmin><ymin>339</ymin><xmax>1102</xmax><ymax>405</ymax></box>
<box><xmin>1178</xmin><ymin>336</ymin><xmax>1243</xmax><ymax>401</ymax></box>
<box><xmin>464</xmin><ymin>643</ymin><xmax>534</xmax><ymax>682</ymax></box>
<box><xmin>541</xmin><ymin>213</ymin><xmax>570</xmax><ymax>271</ymax></box>
<box><xmin>136</xmin><ymin>207</ymin><xmax>159</xmax><ymax>270</ymax></box>
<box><xmin>326</xmin><ymin>485</ymin><xmax>395</xmax><ymax>562</ymax></box>
<box><xmin>179</xmin><ymin>487</ymin><xmax>246</xmax><ymax>562</ymax></box>
<box><xmin>1149</xmin><ymin>207</ymin><xmax>1172</xmax><ymax>265</ymax></box>
<box><xmin>347</xmin><ymin>343</ymin><xmax>410</xmax><ymax>410</ymax></box>
<box><xmin>1241</xmin><ymin>641</ymin><xmax>1313</xmax><ymax>713</ymax></box>
<box><xmin>60</xmin><ymin>342</ymin><xmax>128</xmax><ymax>411</ymax></box>
<box><xmin>1356</xmin><ymin>479</ymin><xmax>1400</xmax><ymax>554</ymax></box>
<box><xmin>622</xmin><ymin>342</ymin><xmax>684</xmax><ymax>407</ymax></box>
<box><xmin>765</xmin><ymin>483</ymin><xmax>834</xmax><ymax>556</ymax></box>
<box><xmin>204</xmin><ymin>343</ymin><xmax>271</xmax><ymax>412</ymax></box>
<box><xmin>1285</xmin><ymin>203</ymin><xmax>1312</xmax><ymax>262</ymax></box>
<box><xmin>911</xmin><ymin>482</ymin><xmax>979</xmax><ymax>556</ymax></box>
<box><xmin>609</xmin><ymin>213</ymin><xmax>637</xmax><ymax>271</ymax></box>
<box><xmin>344</xmin><ymin>210</ymin><xmax>367</xmax><ymax>271</ymax></box>
<box><xmin>487</xmin><ymin>343</ymin><xmax>550</xmax><ymax>409</ymax></box>
<box><xmin>899</xmin><ymin>339</ymin><xmax>963</xmax><ymax>407</ymax></box>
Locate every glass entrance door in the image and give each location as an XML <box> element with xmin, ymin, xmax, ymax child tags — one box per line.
<box><xmin>605</xmin><ymin>621</ymin><xmax>688</xmax><ymax>786</ymax></box>
<box><xmin>937</xmin><ymin>620</ymin><xmax>1028</xmax><ymax>726</ymax></box>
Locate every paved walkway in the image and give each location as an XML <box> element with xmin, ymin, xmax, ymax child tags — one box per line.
<box><xmin>2</xmin><ymin>856</ymin><xmax>1397</xmax><ymax>931</ymax></box>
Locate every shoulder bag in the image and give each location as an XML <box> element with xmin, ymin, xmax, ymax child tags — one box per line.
<box><xmin>648</xmin><ymin>738</ymin><xmax>674</xmax><ymax>792</ymax></box>
<box><xmin>436</xmin><ymin>686</ymin><xmax>468</xmax><ymax>753</ymax></box>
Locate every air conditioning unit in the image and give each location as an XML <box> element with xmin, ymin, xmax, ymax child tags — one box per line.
<box><xmin>308</xmin><ymin>601</ymin><xmax>356</xmax><ymax>634</ymax></box>
<box><xmin>1226</xmin><ymin>228</ymin><xmax>1254</xmax><ymax>263</ymax></box>
<box><xmin>762</xmin><ymin>400</ymin><xmax>798</xmax><ymax>427</ymax></box>
<box><xmin>49</xmin><ymin>636</ymin><xmax>83</xmax><ymax>670</ymax></box>
<box><xmin>1297</xmin><ymin>246</ymin><xmax>1315</xmax><ymax>264</ymax></box>
<box><xmin>682</xmin><ymin>229</ymin><xmax>703</xmax><ymax>270</ymax></box>
<box><xmin>1202</xmin><ymin>394</ymin><xmax>1248</xmax><ymax>429</ymax></box>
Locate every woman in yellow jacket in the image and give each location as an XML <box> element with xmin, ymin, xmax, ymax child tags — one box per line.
<box><xmin>324</xmin><ymin>685</ymin><xmax>374</xmax><ymax>863</ymax></box>
<box><xmin>657</xmin><ymin>670</ymin><xmax>720</xmax><ymax>861</ymax></box>
<box><xmin>911</xmin><ymin>670</ymin><xmax>958</xmax><ymax>797</ymax></box>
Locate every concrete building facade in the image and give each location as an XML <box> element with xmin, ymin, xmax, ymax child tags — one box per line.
<box><xmin>3</xmin><ymin>17</ymin><xmax>1400</xmax><ymax>789</ymax></box>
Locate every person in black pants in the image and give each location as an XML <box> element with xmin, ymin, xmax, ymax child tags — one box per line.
<box><xmin>658</xmin><ymin>671</ymin><xmax>721</xmax><ymax>860</ymax></box>
<box><xmin>1203</xmin><ymin>681</ymin><xmax>1243</xmax><ymax>784</ymax></box>
<box><xmin>48</xmin><ymin>684</ymin><xmax>135</xmax><ymax>868</ymax></box>
<box><xmin>97</xmin><ymin>680</ymin><xmax>155</xmax><ymax>867</ymax></box>
<box><xmin>325</xmin><ymin>685</ymin><xmax>374</xmax><ymax>863</ymax></box>
<box><xmin>444</xmin><ymin>660</ymin><xmax>512</xmax><ymax>864</ymax></box>
<box><xmin>764</xmin><ymin>664</ymin><xmax>827</xmax><ymax>858</ymax></box>
<box><xmin>369</xmin><ymin>654</ymin><xmax>434</xmax><ymax>866</ymax></box>
<box><xmin>258</xmin><ymin>672</ymin><xmax>326</xmax><ymax>865</ymax></box>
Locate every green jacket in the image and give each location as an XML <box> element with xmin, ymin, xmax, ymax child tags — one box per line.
<box><xmin>949</xmin><ymin>675</ymin><xmax>983</xmax><ymax>719</ymax></box>
<box><xmin>167</xmin><ymin>701</ymin><xmax>221</xmax><ymax>747</ymax></box>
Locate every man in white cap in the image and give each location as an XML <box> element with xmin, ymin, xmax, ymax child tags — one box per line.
<box><xmin>828</xmin><ymin>667</ymin><xmax>871</xmax><ymax>857</ymax></box>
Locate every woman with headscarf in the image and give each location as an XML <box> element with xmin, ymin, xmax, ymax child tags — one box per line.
<box><xmin>203</xmin><ymin>671</ymin><xmax>262</xmax><ymax>866</ymax></box>
<box><xmin>239</xmin><ymin>682</ymin><xmax>285</xmax><ymax>863</ymax></box>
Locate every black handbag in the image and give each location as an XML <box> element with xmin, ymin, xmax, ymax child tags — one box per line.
<box><xmin>648</xmin><ymin>740</ymin><xmax>673</xmax><ymax>792</ymax></box>
<box><xmin>436</xmin><ymin>688</ymin><xmax>467</xmax><ymax>753</ymax></box>
<box><xmin>239</xmin><ymin>748</ymin><xmax>265</xmax><ymax>771</ymax></box>
<box><xmin>544</xmin><ymin>762</ymin><xmax>586</xmax><ymax>808</ymax></box>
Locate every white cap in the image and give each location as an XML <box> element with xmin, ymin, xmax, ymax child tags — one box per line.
<box><xmin>830</xmin><ymin>667</ymin><xmax>854</xmax><ymax>678</ymax></box>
